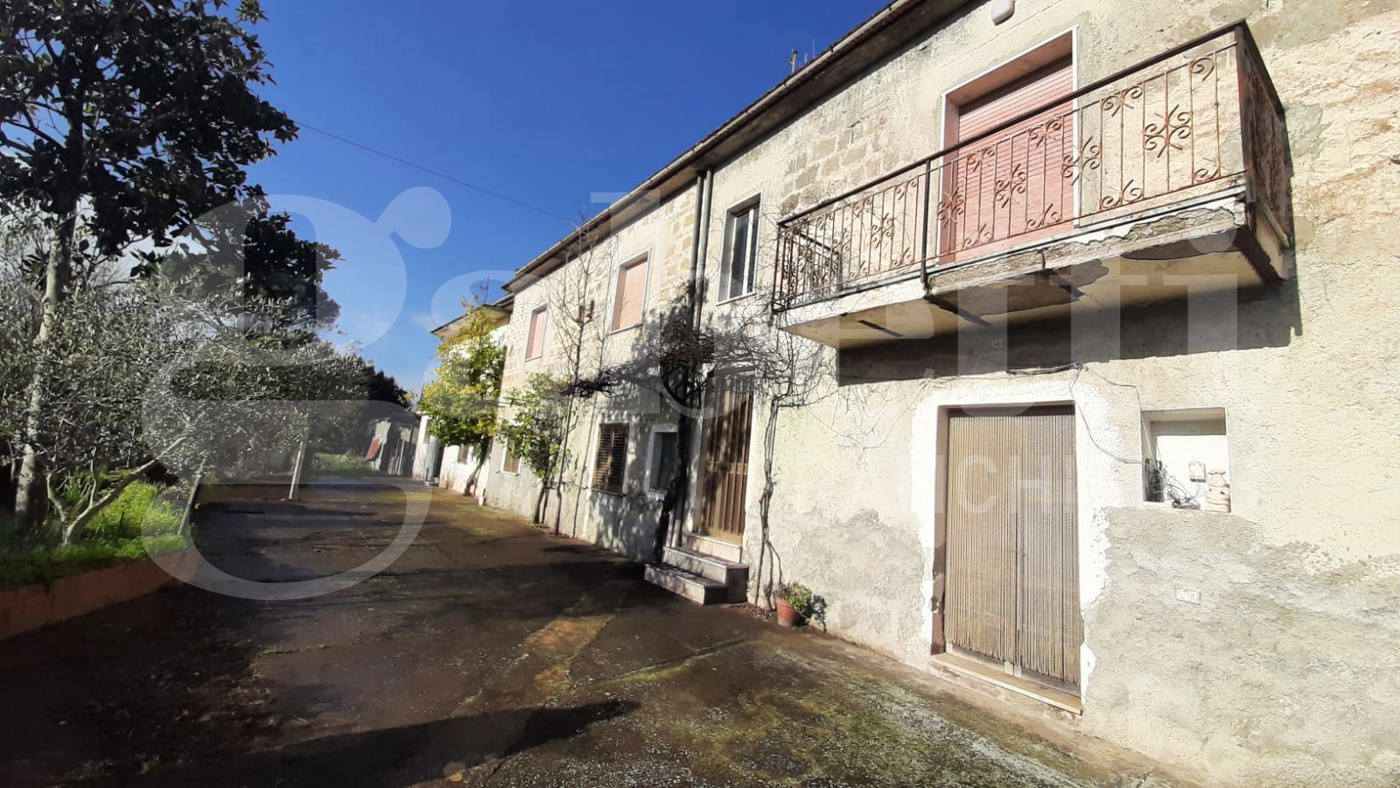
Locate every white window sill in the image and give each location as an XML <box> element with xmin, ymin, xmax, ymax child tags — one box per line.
<box><xmin>715</xmin><ymin>289</ymin><xmax>757</xmax><ymax>307</ymax></box>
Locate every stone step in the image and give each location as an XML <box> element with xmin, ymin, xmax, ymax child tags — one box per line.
<box><xmin>663</xmin><ymin>546</ymin><xmax>748</xmax><ymax>590</ymax></box>
<box><xmin>679</xmin><ymin>532</ymin><xmax>742</xmax><ymax>563</ymax></box>
<box><xmin>644</xmin><ymin>564</ymin><xmax>728</xmax><ymax>605</ymax></box>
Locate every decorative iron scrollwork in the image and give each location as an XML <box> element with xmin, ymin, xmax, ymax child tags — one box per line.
<box><xmin>1103</xmin><ymin>84</ymin><xmax>1144</xmax><ymax>117</ymax></box>
<box><xmin>1062</xmin><ymin>137</ymin><xmax>1102</xmax><ymax>183</ymax></box>
<box><xmin>1100</xmin><ymin>181</ymin><xmax>1144</xmax><ymax>209</ymax></box>
<box><xmin>1144</xmin><ymin>104</ymin><xmax>1193</xmax><ymax>157</ymax></box>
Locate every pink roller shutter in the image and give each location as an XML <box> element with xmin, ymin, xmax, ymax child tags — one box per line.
<box><xmin>612</xmin><ymin>257</ymin><xmax>647</xmax><ymax>330</ymax></box>
<box><xmin>526</xmin><ymin>307</ymin><xmax>547</xmax><ymax>359</ymax></box>
<box><xmin>941</xmin><ymin>58</ymin><xmax>1075</xmax><ymax>261</ymax></box>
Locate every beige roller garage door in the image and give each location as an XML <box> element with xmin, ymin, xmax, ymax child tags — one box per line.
<box><xmin>945</xmin><ymin>405</ymin><xmax>1082</xmax><ymax>686</ymax></box>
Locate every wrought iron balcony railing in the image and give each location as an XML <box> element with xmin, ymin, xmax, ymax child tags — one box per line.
<box><xmin>772</xmin><ymin>23</ymin><xmax>1291</xmax><ymax>312</ymax></box>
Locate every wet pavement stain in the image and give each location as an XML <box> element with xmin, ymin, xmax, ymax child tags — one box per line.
<box><xmin>0</xmin><ymin>480</ymin><xmax>1168</xmax><ymax>786</ymax></box>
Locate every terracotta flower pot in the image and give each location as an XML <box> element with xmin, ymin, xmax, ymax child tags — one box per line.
<box><xmin>775</xmin><ymin>598</ymin><xmax>800</xmax><ymax>627</ymax></box>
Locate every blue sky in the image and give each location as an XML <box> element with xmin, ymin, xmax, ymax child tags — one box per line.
<box><xmin>248</xmin><ymin>0</ymin><xmax>887</xmax><ymax>393</ymax></box>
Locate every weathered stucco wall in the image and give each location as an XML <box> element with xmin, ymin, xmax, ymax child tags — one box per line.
<box><xmin>486</xmin><ymin>182</ymin><xmax>698</xmax><ymax>559</ymax></box>
<box><xmin>730</xmin><ymin>1</ymin><xmax>1400</xmax><ymax>782</ymax></box>
<box><xmin>487</xmin><ymin>0</ymin><xmax>1400</xmax><ymax>782</ymax></box>
<box><xmin>1085</xmin><ymin>507</ymin><xmax>1400</xmax><ymax>783</ymax></box>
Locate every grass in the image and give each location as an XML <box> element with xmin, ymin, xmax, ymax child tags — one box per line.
<box><xmin>0</xmin><ymin>481</ymin><xmax>191</xmax><ymax>590</ymax></box>
<box><xmin>311</xmin><ymin>452</ymin><xmax>372</xmax><ymax>476</ymax></box>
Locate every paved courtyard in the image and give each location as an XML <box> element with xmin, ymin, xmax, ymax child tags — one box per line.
<box><xmin>0</xmin><ymin>481</ymin><xmax>1162</xmax><ymax>786</ymax></box>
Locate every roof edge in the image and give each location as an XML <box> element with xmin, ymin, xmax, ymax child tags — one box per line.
<box><xmin>504</xmin><ymin>0</ymin><xmax>971</xmax><ymax>292</ymax></box>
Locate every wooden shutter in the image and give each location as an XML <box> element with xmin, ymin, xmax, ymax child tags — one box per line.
<box><xmin>592</xmin><ymin>423</ymin><xmax>628</xmax><ymax>493</ymax></box>
<box><xmin>942</xmin><ymin>58</ymin><xmax>1074</xmax><ymax>259</ymax></box>
<box><xmin>611</xmin><ymin>258</ymin><xmax>647</xmax><ymax>330</ymax></box>
<box><xmin>526</xmin><ymin>307</ymin><xmax>547</xmax><ymax>358</ymax></box>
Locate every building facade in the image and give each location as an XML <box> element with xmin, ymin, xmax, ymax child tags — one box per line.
<box><xmin>477</xmin><ymin>0</ymin><xmax>1400</xmax><ymax>782</ymax></box>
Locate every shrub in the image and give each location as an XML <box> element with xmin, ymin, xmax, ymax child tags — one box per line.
<box><xmin>0</xmin><ymin>481</ymin><xmax>192</xmax><ymax>590</ymax></box>
<box><xmin>779</xmin><ymin>581</ymin><xmax>829</xmax><ymax>628</ymax></box>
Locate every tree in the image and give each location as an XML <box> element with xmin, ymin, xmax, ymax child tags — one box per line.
<box><xmin>418</xmin><ymin>305</ymin><xmax>504</xmax><ymax>496</ymax></box>
<box><xmin>542</xmin><ymin>230</ymin><xmax>616</xmax><ymax>534</ymax></box>
<box><xmin>497</xmin><ymin>374</ymin><xmax>568</xmax><ymax>524</ymax></box>
<box><xmin>0</xmin><ymin>243</ymin><xmax>362</xmax><ymax>543</ymax></box>
<box><xmin>151</xmin><ymin>197</ymin><xmax>343</xmax><ymax>329</ymax></box>
<box><xmin>590</xmin><ymin>285</ymin><xmax>827</xmax><ymax>599</ymax></box>
<box><xmin>0</xmin><ymin>0</ymin><xmax>297</xmax><ymax>532</ymax></box>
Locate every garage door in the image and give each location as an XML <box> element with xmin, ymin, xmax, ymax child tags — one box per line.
<box><xmin>944</xmin><ymin>405</ymin><xmax>1082</xmax><ymax>686</ymax></box>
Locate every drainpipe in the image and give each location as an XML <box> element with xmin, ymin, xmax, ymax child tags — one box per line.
<box><xmin>669</xmin><ymin>170</ymin><xmax>713</xmax><ymax>551</ymax></box>
<box><xmin>691</xmin><ymin>169</ymin><xmax>714</xmax><ymax>328</ymax></box>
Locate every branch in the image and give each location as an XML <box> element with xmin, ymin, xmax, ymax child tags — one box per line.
<box><xmin>58</xmin><ymin>455</ymin><xmax>165</xmax><ymax>545</ymax></box>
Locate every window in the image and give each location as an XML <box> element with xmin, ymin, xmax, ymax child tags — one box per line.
<box><xmin>592</xmin><ymin>423</ymin><xmax>629</xmax><ymax>493</ymax></box>
<box><xmin>525</xmin><ymin>306</ymin><xmax>547</xmax><ymax>359</ymax></box>
<box><xmin>720</xmin><ymin>200</ymin><xmax>760</xmax><ymax>300</ymax></box>
<box><xmin>1142</xmin><ymin>409</ymin><xmax>1229</xmax><ymax>512</ymax></box>
<box><xmin>610</xmin><ymin>256</ymin><xmax>647</xmax><ymax>331</ymax></box>
<box><xmin>502</xmin><ymin>441</ymin><xmax>521</xmax><ymax>474</ymax></box>
<box><xmin>646</xmin><ymin>427</ymin><xmax>680</xmax><ymax>493</ymax></box>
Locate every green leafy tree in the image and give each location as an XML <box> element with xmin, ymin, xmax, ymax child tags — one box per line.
<box><xmin>0</xmin><ymin>0</ymin><xmax>297</xmax><ymax>532</ymax></box>
<box><xmin>498</xmin><ymin>374</ymin><xmax>567</xmax><ymax>524</ymax></box>
<box><xmin>419</xmin><ymin>306</ymin><xmax>504</xmax><ymax>496</ymax></box>
<box><xmin>153</xmin><ymin>197</ymin><xmax>343</xmax><ymax>329</ymax></box>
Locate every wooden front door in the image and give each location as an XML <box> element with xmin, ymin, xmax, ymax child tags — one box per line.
<box><xmin>694</xmin><ymin>379</ymin><xmax>753</xmax><ymax>543</ymax></box>
<box><xmin>944</xmin><ymin>406</ymin><xmax>1082</xmax><ymax>686</ymax></box>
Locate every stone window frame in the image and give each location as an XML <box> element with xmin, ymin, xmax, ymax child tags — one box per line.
<box><xmin>524</xmin><ymin>304</ymin><xmax>548</xmax><ymax>360</ymax></box>
<box><xmin>717</xmin><ymin>194</ymin><xmax>762</xmax><ymax>304</ymax></box>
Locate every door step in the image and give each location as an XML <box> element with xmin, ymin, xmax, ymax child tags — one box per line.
<box><xmin>646</xmin><ymin>546</ymin><xmax>749</xmax><ymax>604</ymax></box>
<box><xmin>679</xmin><ymin>532</ymin><xmax>742</xmax><ymax>563</ymax></box>
<box><xmin>644</xmin><ymin>564</ymin><xmax>729</xmax><ymax>605</ymax></box>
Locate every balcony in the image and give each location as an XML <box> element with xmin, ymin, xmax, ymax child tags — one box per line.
<box><xmin>772</xmin><ymin>23</ymin><xmax>1292</xmax><ymax>348</ymax></box>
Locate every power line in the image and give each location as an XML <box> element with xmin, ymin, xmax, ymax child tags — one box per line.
<box><xmin>297</xmin><ymin>121</ymin><xmax>575</xmax><ymax>223</ymax></box>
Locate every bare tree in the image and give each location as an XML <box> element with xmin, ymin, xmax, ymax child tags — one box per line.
<box><xmin>541</xmin><ymin>229</ymin><xmax>617</xmax><ymax>534</ymax></box>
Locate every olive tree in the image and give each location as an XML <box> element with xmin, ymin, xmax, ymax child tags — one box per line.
<box><xmin>0</xmin><ymin>0</ymin><xmax>297</xmax><ymax>531</ymax></box>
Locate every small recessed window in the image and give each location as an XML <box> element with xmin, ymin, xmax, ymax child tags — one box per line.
<box><xmin>646</xmin><ymin>428</ymin><xmax>680</xmax><ymax>493</ymax></box>
<box><xmin>525</xmin><ymin>306</ymin><xmax>547</xmax><ymax>359</ymax></box>
<box><xmin>1142</xmin><ymin>409</ymin><xmax>1230</xmax><ymax>512</ymax></box>
<box><xmin>592</xmin><ymin>423</ymin><xmax>629</xmax><ymax>493</ymax></box>
<box><xmin>720</xmin><ymin>200</ymin><xmax>760</xmax><ymax>301</ymax></box>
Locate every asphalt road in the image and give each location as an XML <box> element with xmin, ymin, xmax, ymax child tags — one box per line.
<box><xmin>0</xmin><ymin>480</ymin><xmax>1159</xmax><ymax>786</ymax></box>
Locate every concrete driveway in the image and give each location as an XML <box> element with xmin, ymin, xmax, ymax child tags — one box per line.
<box><xmin>0</xmin><ymin>481</ymin><xmax>1161</xmax><ymax>786</ymax></box>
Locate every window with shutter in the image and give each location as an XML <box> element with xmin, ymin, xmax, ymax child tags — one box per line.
<box><xmin>610</xmin><ymin>257</ymin><xmax>647</xmax><ymax>331</ymax></box>
<box><xmin>525</xmin><ymin>306</ymin><xmax>547</xmax><ymax>359</ymax></box>
<box><xmin>592</xmin><ymin>423</ymin><xmax>629</xmax><ymax>493</ymax></box>
<box><xmin>502</xmin><ymin>441</ymin><xmax>521</xmax><ymax>474</ymax></box>
<box><xmin>941</xmin><ymin>54</ymin><xmax>1074</xmax><ymax>260</ymax></box>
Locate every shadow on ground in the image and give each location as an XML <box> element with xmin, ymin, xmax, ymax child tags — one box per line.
<box><xmin>0</xmin><ymin>480</ymin><xmax>1165</xmax><ymax>787</ymax></box>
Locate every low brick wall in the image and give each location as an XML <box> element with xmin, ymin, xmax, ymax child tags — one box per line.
<box><xmin>0</xmin><ymin>550</ymin><xmax>196</xmax><ymax>641</ymax></box>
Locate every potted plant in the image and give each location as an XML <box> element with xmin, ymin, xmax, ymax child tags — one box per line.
<box><xmin>775</xmin><ymin>582</ymin><xmax>826</xmax><ymax>628</ymax></box>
